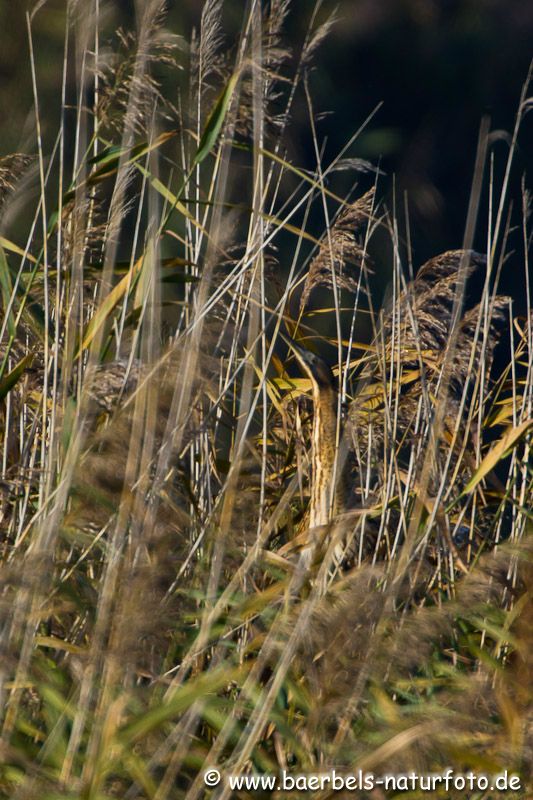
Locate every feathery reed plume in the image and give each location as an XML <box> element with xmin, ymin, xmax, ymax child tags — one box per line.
<box><xmin>0</xmin><ymin>154</ymin><xmax>35</xmax><ymax>216</ymax></box>
<box><xmin>300</xmin><ymin>186</ymin><xmax>375</xmax><ymax>312</ymax></box>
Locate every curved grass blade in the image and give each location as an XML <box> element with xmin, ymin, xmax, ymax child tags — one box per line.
<box><xmin>460</xmin><ymin>418</ymin><xmax>533</xmax><ymax>496</ymax></box>
<box><xmin>193</xmin><ymin>70</ymin><xmax>241</xmax><ymax>167</ymax></box>
<box><xmin>76</xmin><ymin>254</ymin><xmax>144</xmax><ymax>358</ymax></box>
<box><xmin>0</xmin><ymin>353</ymin><xmax>34</xmax><ymax>400</ymax></box>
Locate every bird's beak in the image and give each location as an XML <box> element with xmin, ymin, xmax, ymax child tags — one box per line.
<box><xmin>279</xmin><ymin>332</ymin><xmax>318</xmax><ymax>382</ymax></box>
<box><xmin>280</xmin><ymin>332</ymin><xmax>312</xmax><ymax>367</ymax></box>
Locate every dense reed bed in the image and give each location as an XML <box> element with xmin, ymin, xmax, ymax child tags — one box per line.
<box><xmin>0</xmin><ymin>2</ymin><xmax>531</xmax><ymax>798</ymax></box>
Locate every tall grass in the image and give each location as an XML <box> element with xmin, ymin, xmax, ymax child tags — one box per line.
<box><xmin>0</xmin><ymin>2</ymin><xmax>531</xmax><ymax>798</ymax></box>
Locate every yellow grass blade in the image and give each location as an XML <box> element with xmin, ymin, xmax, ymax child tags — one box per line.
<box><xmin>76</xmin><ymin>254</ymin><xmax>144</xmax><ymax>358</ymax></box>
<box><xmin>461</xmin><ymin>418</ymin><xmax>533</xmax><ymax>495</ymax></box>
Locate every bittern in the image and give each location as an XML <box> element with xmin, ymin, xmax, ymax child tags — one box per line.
<box><xmin>287</xmin><ymin>339</ymin><xmax>345</xmax><ymax>566</ymax></box>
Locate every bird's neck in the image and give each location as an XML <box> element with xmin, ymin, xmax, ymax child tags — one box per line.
<box><xmin>309</xmin><ymin>386</ymin><xmax>341</xmax><ymax>528</ymax></box>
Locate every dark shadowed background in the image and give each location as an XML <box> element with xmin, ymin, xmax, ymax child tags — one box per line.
<box><xmin>1</xmin><ymin>0</ymin><xmax>531</xmax><ymax>310</ymax></box>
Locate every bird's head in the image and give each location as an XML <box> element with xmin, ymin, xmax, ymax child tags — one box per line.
<box><xmin>287</xmin><ymin>339</ymin><xmax>335</xmax><ymax>391</ymax></box>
